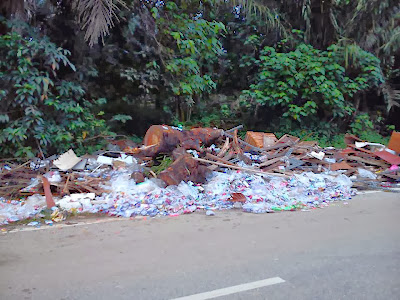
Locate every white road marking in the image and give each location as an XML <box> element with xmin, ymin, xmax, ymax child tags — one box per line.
<box><xmin>171</xmin><ymin>277</ymin><xmax>285</xmax><ymax>300</ymax></box>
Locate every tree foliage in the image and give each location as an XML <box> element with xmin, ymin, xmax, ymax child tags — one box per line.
<box><xmin>0</xmin><ymin>19</ymin><xmax>110</xmax><ymax>158</ymax></box>
<box><xmin>242</xmin><ymin>41</ymin><xmax>384</xmax><ymax>123</ymax></box>
<box><xmin>0</xmin><ymin>0</ymin><xmax>399</xmax><ymax>158</ymax></box>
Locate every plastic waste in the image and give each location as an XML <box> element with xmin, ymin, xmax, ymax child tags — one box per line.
<box><xmin>357</xmin><ymin>168</ymin><xmax>377</xmax><ymax>179</ymax></box>
<box><xmin>310</xmin><ymin>151</ymin><xmax>325</xmax><ymax>160</ymax></box>
<box><xmin>186</xmin><ymin>150</ymin><xmax>199</xmax><ymax>158</ymax></box>
<box><xmin>30</xmin><ymin>158</ymin><xmax>51</xmax><ymax>170</ymax></box>
<box><xmin>53</xmin><ymin>149</ymin><xmax>81</xmax><ymax>171</ymax></box>
<box><xmin>97</xmin><ymin>154</ymin><xmax>137</xmax><ymax>166</ymax></box>
<box><xmin>27</xmin><ymin>221</ymin><xmax>40</xmax><ymax>226</ymax></box>
<box><xmin>206</xmin><ymin>210</ymin><xmax>215</xmax><ymax>216</ymax></box>
<box><xmin>56</xmin><ymin>193</ymin><xmax>96</xmax><ymax>211</ymax></box>
<box><xmin>0</xmin><ymin>195</ymin><xmax>46</xmax><ymax>224</ymax></box>
<box><xmin>45</xmin><ymin>171</ymin><xmax>62</xmax><ymax>183</ymax></box>
<box><xmin>233</xmin><ymin>202</ymin><xmax>243</xmax><ymax>209</ymax></box>
<box><xmin>0</xmin><ymin>167</ymin><xmax>356</xmax><ymax>224</ymax></box>
<box><xmin>20</xmin><ymin>178</ymin><xmax>41</xmax><ymax>193</ymax></box>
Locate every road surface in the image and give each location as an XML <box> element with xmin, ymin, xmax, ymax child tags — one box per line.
<box><xmin>1</xmin><ymin>191</ymin><xmax>399</xmax><ymax>300</ymax></box>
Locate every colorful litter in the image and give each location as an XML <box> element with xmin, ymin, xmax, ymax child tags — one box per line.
<box><xmin>1</xmin><ymin>126</ymin><xmax>400</xmax><ymax>225</ymax></box>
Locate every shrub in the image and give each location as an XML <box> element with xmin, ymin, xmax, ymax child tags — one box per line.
<box><xmin>242</xmin><ymin>43</ymin><xmax>384</xmax><ymax>124</ymax></box>
<box><xmin>0</xmin><ymin>20</ymin><xmax>110</xmax><ymax>158</ymax></box>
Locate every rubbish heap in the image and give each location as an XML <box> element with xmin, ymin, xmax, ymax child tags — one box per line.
<box><xmin>1</xmin><ymin>125</ymin><xmax>399</xmax><ymax>225</ymax></box>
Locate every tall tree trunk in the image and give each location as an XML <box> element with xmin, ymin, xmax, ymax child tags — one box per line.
<box><xmin>0</xmin><ymin>0</ymin><xmax>25</xmax><ymax>20</ymax></box>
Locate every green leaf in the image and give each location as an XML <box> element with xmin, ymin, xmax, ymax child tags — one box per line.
<box><xmin>110</xmin><ymin>114</ymin><xmax>132</xmax><ymax>123</ymax></box>
<box><xmin>0</xmin><ymin>114</ymin><xmax>9</xmax><ymax>123</ymax></box>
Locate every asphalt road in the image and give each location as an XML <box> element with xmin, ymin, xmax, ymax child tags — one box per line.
<box><xmin>1</xmin><ymin>191</ymin><xmax>399</xmax><ymax>300</ymax></box>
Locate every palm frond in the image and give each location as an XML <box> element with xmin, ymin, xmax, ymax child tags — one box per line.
<box><xmin>381</xmin><ymin>82</ymin><xmax>400</xmax><ymax>112</ymax></box>
<box><xmin>73</xmin><ymin>0</ymin><xmax>127</xmax><ymax>47</ymax></box>
<box><xmin>344</xmin><ymin>0</ymin><xmax>399</xmax><ymax>43</ymax></box>
<box><xmin>217</xmin><ymin>0</ymin><xmax>289</xmax><ymax>37</ymax></box>
<box><xmin>335</xmin><ymin>39</ymin><xmax>361</xmax><ymax>68</ymax></box>
<box><xmin>381</xmin><ymin>27</ymin><xmax>400</xmax><ymax>55</ymax></box>
<box><xmin>364</xmin><ymin>32</ymin><xmax>378</xmax><ymax>50</ymax></box>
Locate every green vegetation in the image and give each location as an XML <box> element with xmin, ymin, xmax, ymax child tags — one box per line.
<box><xmin>0</xmin><ymin>0</ymin><xmax>399</xmax><ymax>158</ymax></box>
<box><xmin>0</xmin><ymin>20</ymin><xmax>112</xmax><ymax>157</ymax></box>
<box><xmin>242</xmin><ymin>42</ymin><xmax>384</xmax><ymax>123</ymax></box>
<box><xmin>151</xmin><ymin>156</ymin><xmax>174</xmax><ymax>176</ymax></box>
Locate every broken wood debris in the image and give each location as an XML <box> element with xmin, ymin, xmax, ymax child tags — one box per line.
<box><xmin>1</xmin><ymin>126</ymin><xmax>399</xmax><ymax>203</ymax></box>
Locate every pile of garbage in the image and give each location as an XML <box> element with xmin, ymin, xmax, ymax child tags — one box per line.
<box><xmin>1</xmin><ymin>125</ymin><xmax>399</xmax><ymax>225</ymax></box>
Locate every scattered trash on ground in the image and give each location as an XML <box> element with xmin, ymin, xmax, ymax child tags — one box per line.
<box><xmin>1</xmin><ymin>126</ymin><xmax>400</xmax><ymax>226</ymax></box>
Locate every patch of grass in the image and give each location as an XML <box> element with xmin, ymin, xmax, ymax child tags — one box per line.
<box><xmin>273</xmin><ymin>129</ymin><xmax>389</xmax><ymax>148</ymax></box>
<box><xmin>150</xmin><ymin>155</ymin><xmax>173</xmax><ymax>175</ymax></box>
<box><xmin>356</xmin><ymin>130</ymin><xmax>390</xmax><ymax>145</ymax></box>
<box><xmin>130</xmin><ymin>135</ymin><xmax>143</xmax><ymax>144</ymax></box>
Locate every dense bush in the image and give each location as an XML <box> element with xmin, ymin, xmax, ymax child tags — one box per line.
<box><xmin>241</xmin><ymin>43</ymin><xmax>384</xmax><ymax>124</ymax></box>
<box><xmin>0</xmin><ymin>20</ymin><xmax>110</xmax><ymax>158</ymax></box>
<box><xmin>0</xmin><ymin>0</ymin><xmax>399</xmax><ymax>158</ymax></box>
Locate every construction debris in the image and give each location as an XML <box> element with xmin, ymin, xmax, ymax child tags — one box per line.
<box><xmin>53</xmin><ymin>149</ymin><xmax>81</xmax><ymax>171</ymax></box>
<box><xmin>159</xmin><ymin>150</ymin><xmax>210</xmax><ymax>185</ymax></box>
<box><xmin>126</xmin><ymin>125</ymin><xmax>223</xmax><ymax>157</ymax></box>
<box><xmin>388</xmin><ymin>131</ymin><xmax>400</xmax><ymax>153</ymax></box>
<box><xmin>1</xmin><ymin>125</ymin><xmax>400</xmax><ymax>225</ymax></box>
<box><xmin>244</xmin><ymin>131</ymin><xmax>277</xmax><ymax>149</ymax></box>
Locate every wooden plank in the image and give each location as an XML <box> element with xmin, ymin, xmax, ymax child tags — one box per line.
<box><xmin>262</xmin><ymin>161</ymin><xmax>284</xmax><ymax>171</ymax></box>
<box><xmin>217</xmin><ymin>137</ymin><xmax>230</xmax><ymax>157</ymax></box>
<box><xmin>224</xmin><ymin>132</ymin><xmax>265</xmax><ymax>153</ymax></box>
<box><xmin>259</xmin><ymin>156</ymin><xmax>284</xmax><ymax>167</ymax></box>
<box><xmin>206</xmin><ymin>153</ymin><xmax>236</xmax><ymax>166</ymax></box>
<box><xmin>346</xmin><ymin>155</ymin><xmax>389</xmax><ymax>167</ymax></box>
<box><xmin>193</xmin><ymin>157</ymin><xmax>289</xmax><ymax>178</ymax></box>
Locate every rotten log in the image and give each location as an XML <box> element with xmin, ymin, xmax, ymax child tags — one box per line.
<box><xmin>159</xmin><ymin>153</ymin><xmax>211</xmax><ymax>186</ymax></box>
<box><xmin>126</xmin><ymin>125</ymin><xmax>223</xmax><ymax>157</ymax></box>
